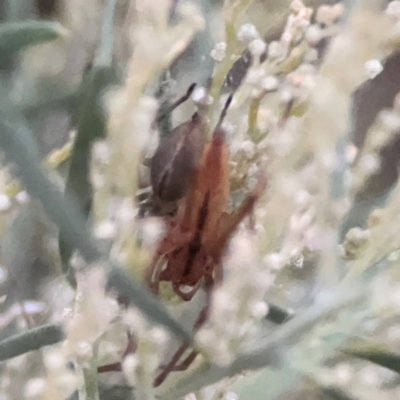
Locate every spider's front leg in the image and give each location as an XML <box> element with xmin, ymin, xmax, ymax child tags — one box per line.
<box><xmin>97</xmin><ymin>331</ymin><xmax>137</xmax><ymax>373</ymax></box>
<box><xmin>213</xmin><ymin>172</ymin><xmax>267</xmax><ymax>255</ymax></box>
<box><xmin>145</xmin><ymin>253</ymin><xmax>166</xmax><ymax>295</ymax></box>
<box><xmin>145</xmin><ymin>230</ymin><xmax>188</xmax><ymax>294</ymax></box>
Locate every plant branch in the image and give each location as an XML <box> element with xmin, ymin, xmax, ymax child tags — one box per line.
<box><xmin>0</xmin><ymin>323</ymin><xmax>65</xmax><ymax>362</ymax></box>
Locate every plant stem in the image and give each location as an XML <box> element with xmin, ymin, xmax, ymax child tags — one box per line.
<box><xmin>94</xmin><ymin>0</ymin><xmax>117</xmax><ymax>67</ymax></box>
<box><xmin>79</xmin><ymin>341</ymin><xmax>100</xmax><ymax>400</ymax></box>
<box><xmin>209</xmin><ymin>0</ymin><xmax>251</xmax><ymax>118</ymax></box>
<box><xmin>0</xmin><ymin>323</ymin><xmax>65</xmax><ymax>362</ymax></box>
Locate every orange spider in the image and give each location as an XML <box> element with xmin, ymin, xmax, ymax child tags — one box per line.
<box><xmin>99</xmin><ymin>92</ymin><xmax>266</xmax><ymax>387</ymax></box>
<box><xmin>146</xmin><ymin>96</ymin><xmax>266</xmax><ymax>300</ymax></box>
<box><xmin>145</xmin><ymin>95</ymin><xmax>267</xmax><ymax>385</ymax></box>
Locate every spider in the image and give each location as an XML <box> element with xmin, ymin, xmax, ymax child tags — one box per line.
<box><xmin>146</xmin><ymin>95</ymin><xmax>266</xmax><ymax>299</ymax></box>
<box><xmin>145</xmin><ymin>94</ymin><xmax>267</xmax><ymax>385</ymax></box>
<box><xmin>99</xmin><ymin>90</ymin><xmax>267</xmax><ymax>387</ymax></box>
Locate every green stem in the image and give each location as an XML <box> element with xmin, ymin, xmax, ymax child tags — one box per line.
<box><xmin>210</xmin><ymin>0</ymin><xmax>252</xmax><ymax>117</ymax></box>
<box><xmin>79</xmin><ymin>341</ymin><xmax>100</xmax><ymax>400</ymax></box>
<box><xmin>94</xmin><ymin>0</ymin><xmax>118</xmax><ymax>67</ymax></box>
<box><xmin>247</xmin><ymin>96</ymin><xmax>261</xmax><ymax>140</ymax></box>
<box><xmin>0</xmin><ymin>323</ymin><xmax>65</xmax><ymax>362</ymax></box>
<box><xmin>209</xmin><ymin>22</ymin><xmax>237</xmax><ymax>116</ymax></box>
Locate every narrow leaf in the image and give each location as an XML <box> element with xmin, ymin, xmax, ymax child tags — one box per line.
<box><xmin>0</xmin><ymin>323</ymin><xmax>65</xmax><ymax>362</ymax></box>
<box><xmin>322</xmin><ymin>386</ymin><xmax>359</xmax><ymax>400</ymax></box>
<box><xmin>0</xmin><ymin>20</ymin><xmax>66</xmax><ymax>54</ymax></box>
<box><xmin>59</xmin><ymin>0</ymin><xmax>118</xmax><ymax>282</ymax></box>
<box><xmin>59</xmin><ymin>65</ymin><xmax>118</xmax><ymax>283</ymax></box>
<box><xmin>343</xmin><ymin>339</ymin><xmax>400</xmax><ymax>374</ymax></box>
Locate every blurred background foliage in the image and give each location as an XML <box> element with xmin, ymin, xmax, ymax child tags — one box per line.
<box><xmin>1</xmin><ymin>0</ymin><xmax>400</xmax><ymax>400</ymax></box>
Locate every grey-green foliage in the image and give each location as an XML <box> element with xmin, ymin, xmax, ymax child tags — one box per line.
<box><xmin>0</xmin><ymin>20</ymin><xmax>64</xmax><ymax>53</ymax></box>
<box><xmin>58</xmin><ymin>0</ymin><xmax>119</xmax><ymax>285</ymax></box>
<box><xmin>322</xmin><ymin>387</ymin><xmax>359</xmax><ymax>400</ymax></box>
<box><xmin>0</xmin><ymin>323</ymin><xmax>65</xmax><ymax>362</ymax></box>
<box><xmin>59</xmin><ymin>64</ymin><xmax>119</xmax><ymax>285</ymax></box>
<box><xmin>0</xmin><ymin>1</ymin><xmax>399</xmax><ymax>399</ymax></box>
<box><xmin>343</xmin><ymin>339</ymin><xmax>400</xmax><ymax>375</ymax></box>
<box><xmin>0</xmin><ymin>1</ymin><xmax>191</xmax><ymax>367</ymax></box>
<box><xmin>0</xmin><ymin>19</ymin><xmax>64</xmax><ymax>70</ymax></box>
<box><xmin>0</xmin><ymin>73</ymin><xmax>191</xmax><ymax>341</ymax></box>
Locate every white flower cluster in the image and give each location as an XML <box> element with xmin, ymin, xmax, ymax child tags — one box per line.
<box><xmin>197</xmin><ymin>231</ymin><xmax>272</xmax><ymax>366</ymax></box>
<box><xmin>63</xmin><ymin>268</ymin><xmax>120</xmax><ymax>360</ymax></box>
<box><xmin>350</xmin><ymin>92</ymin><xmax>400</xmax><ymax>195</ymax></box>
<box><xmin>122</xmin><ymin>308</ymin><xmax>169</xmax><ymax>396</ymax></box>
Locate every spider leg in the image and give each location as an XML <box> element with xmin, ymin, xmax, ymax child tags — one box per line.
<box><xmin>214</xmin><ymin>173</ymin><xmax>267</xmax><ymax>253</ymax></box>
<box><xmin>169</xmin><ymin>349</ymin><xmax>198</xmax><ymax>371</ymax></box>
<box><xmin>98</xmin><ymin>362</ymin><xmax>122</xmax><ymax>373</ymax></box>
<box><xmin>173</xmin><ymin>279</ymin><xmax>202</xmax><ymax>301</ymax></box>
<box><xmin>145</xmin><ymin>254</ymin><xmax>166</xmax><ymax>295</ymax></box>
<box><xmin>98</xmin><ymin>331</ymin><xmax>136</xmax><ymax>373</ymax></box>
<box><xmin>156</xmin><ymin>83</ymin><xmax>196</xmax><ymax>122</ymax></box>
<box><xmin>122</xmin><ymin>331</ymin><xmax>137</xmax><ymax>357</ymax></box>
<box><xmin>154</xmin><ymin>276</ymin><xmax>214</xmax><ymax>387</ymax></box>
<box><xmin>154</xmin><ymin>343</ymin><xmax>190</xmax><ymax>387</ymax></box>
